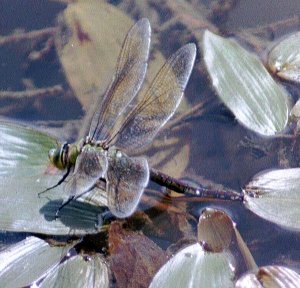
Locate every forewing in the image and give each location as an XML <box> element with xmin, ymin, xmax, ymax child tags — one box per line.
<box><xmin>65</xmin><ymin>146</ymin><xmax>108</xmax><ymax>198</ymax></box>
<box><xmin>89</xmin><ymin>18</ymin><xmax>151</xmax><ymax>141</ymax></box>
<box><xmin>106</xmin><ymin>149</ymin><xmax>149</xmax><ymax>218</ymax></box>
<box><xmin>113</xmin><ymin>43</ymin><xmax>196</xmax><ymax>151</ymax></box>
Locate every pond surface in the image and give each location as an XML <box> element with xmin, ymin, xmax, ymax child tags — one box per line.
<box><xmin>0</xmin><ymin>0</ymin><xmax>300</xmax><ymax>287</ymax></box>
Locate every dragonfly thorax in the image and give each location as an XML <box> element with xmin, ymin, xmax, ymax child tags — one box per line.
<box><xmin>48</xmin><ymin>142</ymin><xmax>79</xmax><ymax>170</ymax></box>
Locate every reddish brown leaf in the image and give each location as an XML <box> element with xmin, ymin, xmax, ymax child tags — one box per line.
<box><xmin>108</xmin><ymin>221</ymin><xmax>168</xmax><ymax>288</ymax></box>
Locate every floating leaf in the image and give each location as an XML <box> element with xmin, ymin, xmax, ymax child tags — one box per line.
<box><xmin>197</xmin><ymin>208</ymin><xmax>234</xmax><ymax>252</ymax></box>
<box><xmin>0</xmin><ymin>122</ymin><xmax>106</xmax><ymax>235</ymax></box>
<box><xmin>199</xmin><ymin>208</ymin><xmax>257</xmax><ymax>271</ymax></box>
<box><xmin>244</xmin><ymin>168</ymin><xmax>300</xmax><ymax>230</ymax></box>
<box><xmin>236</xmin><ymin>265</ymin><xmax>300</xmax><ymax>288</ymax></box>
<box><xmin>39</xmin><ymin>254</ymin><xmax>109</xmax><ymax>288</ymax></box>
<box><xmin>290</xmin><ymin>99</ymin><xmax>300</xmax><ymax>120</ymax></box>
<box><xmin>0</xmin><ymin>236</ymin><xmax>69</xmax><ymax>288</ymax></box>
<box><xmin>268</xmin><ymin>32</ymin><xmax>300</xmax><ymax>83</ymax></box>
<box><xmin>149</xmin><ymin>208</ymin><xmax>241</xmax><ymax>288</ymax></box>
<box><xmin>149</xmin><ymin>243</ymin><xmax>236</xmax><ymax>288</ymax></box>
<box><xmin>203</xmin><ymin>30</ymin><xmax>290</xmax><ymax>136</ymax></box>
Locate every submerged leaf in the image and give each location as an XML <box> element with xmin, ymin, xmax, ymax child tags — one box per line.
<box><xmin>0</xmin><ymin>236</ymin><xmax>69</xmax><ymax>288</ymax></box>
<box><xmin>40</xmin><ymin>254</ymin><xmax>110</xmax><ymax>288</ymax></box>
<box><xmin>56</xmin><ymin>0</ymin><xmax>134</xmax><ymax>108</ymax></box>
<box><xmin>244</xmin><ymin>168</ymin><xmax>300</xmax><ymax>230</ymax></box>
<box><xmin>0</xmin><ymin>122</ymin><xmax>106</xmax><ymax>235</ymax></box>
<box><xmin>56</xmin><ymin>0</ymin><xmax>166</xmax><ymax>110</ymax></box>
<box><xmin>109</xmin><ymin>221</ymin><xmax>167</xmax><ymax>288</ymax></box>
<box><xmin>236</xmin><ymin>265</ymin><xmax>300</xmax><ymax>288</ymax></box>
<box><xmin>268</xmin><ymin>32</ymin><xmax>300</xmax><ymax>83</ymax></box>
<box><xmin>203</xmin><ymin>30</ymin><xmax>290</xmax><ymax>136</ymax></box>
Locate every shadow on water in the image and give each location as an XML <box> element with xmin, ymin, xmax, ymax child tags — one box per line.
<box><xmin>40</xmin><ymin>199</ymin><xmax>110</xmax><ymax>231</ymax></box>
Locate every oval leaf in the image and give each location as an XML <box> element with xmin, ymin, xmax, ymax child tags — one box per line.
<box><xmin>198</xmin><ymin>208</ymin><xmax>234</xmax><ymax>252</ymax></box>
<box><xmin>0</xmin><ymin>122</ymin><xmax>105</xmax><ymax>235</ymax></box>
<box><xmin>236</xmin><ymin>265</ymin><xmax>300</xmax><ymax>288</ymax></box>
<box><xmin>203</xmin><ymin>30</ymin><xmax>290</xmax><ymax>136</ymax></box>
<box><xmin>56</xmin><ymin>0</ymin><xmax>134</xmax><ymax>108</ymax></box>
<box><xmin>0</xmin><ymin>237</ymin><xmax>69</xmax><ymax>288</ymax></box>
<box><xmin>40</xmin><ymin>254</ymin><xmax>110</xmax><ymax>288</ymax></box>
<box><xmin>149</xmin><ymin>243</ymin><xmax>236</xmax><ymax>288</ymax></box>
<box><xmin>268</xmin><ymin>32</ymin><xmax>300</xmax><ymax>83</ymax></box>
<box><xmin>198</xmin><ymin>208</ymin><xmax>257</xmax><ymax>271</ymax></box>
<box><xmin>244</xmin><ymin>168</ymin><xmax>300</xmax><ymax>230</ymax></box>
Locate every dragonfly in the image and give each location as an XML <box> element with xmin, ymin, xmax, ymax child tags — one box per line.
<box><xmin>44</xmin><ymin>18</ymin><xmax>196</xmax><ymax>218</ymax></box>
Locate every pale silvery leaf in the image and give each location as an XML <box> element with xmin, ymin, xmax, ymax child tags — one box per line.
<box><xmin>203</xmin><ymin>30</ymin><xmax>290</xmax><ymax>136</ymax></box>
<box><xmin>0</xmin><ymin>122</ymin><xmax>105</xmax><ymax>235</ymax></box>
<box><xmin>268</xmin><ymin>32</ymin><xmax>300</xmax><ymax>83</ymax></box>
<box><xmin>40</xmin><ymin>254</ymin><xmax>109</xmax><ymax>288</ymax></box>
<box><xmin>0</xmin><ymin>237</ymin><xmax>69</xmax><ymax>288</ymax></box>
<box><xmin>244</xmin><ymin>168</ymin><xmax>300</xmax><ymax>230</ymax></box>
<box><xmin>149</xmin><ymin>243</ymin><xmax>236</xmax><ymax>288</ymax></box>
<box><xmin>236</xmin><ymin>265</ymin><xmax>300</xmax><ymax>288</ymax></box>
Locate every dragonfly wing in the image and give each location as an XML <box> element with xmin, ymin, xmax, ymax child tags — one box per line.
<box><xmin>113</xmin><ymin>43</ymin><xmax>196</xmax><ymax>151</ymax></box>
<box><xmin>106</xmin><ymin>149</ymin><xmax>149</xmax><ymax>218</ymax></box>
<box><xmin>65</xmin><ymin>146</ymin><xmax>108</xmax><ymax>199</ymax></box>
<box><xmin>89</xmin><ymin>18</ymin><xmax>151</xmax><ymax>141</ymax></box>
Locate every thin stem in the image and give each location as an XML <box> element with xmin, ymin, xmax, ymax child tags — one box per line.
<box><xmin>0</xmin><ymin>27</ymin><xmax>56</xmax><ymax>46</ymax></box>
<box><xmin>0</xmin><ymin>85</ymin><xmax>63</xmax><ymax>99</ymax></box>
<box><xmin>150</xmin><ymin>168</ymin><xmax>244</xmax><ymax>202</ymax></box>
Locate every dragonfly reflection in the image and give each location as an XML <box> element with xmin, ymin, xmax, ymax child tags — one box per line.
<box><xmin>45</xmin><ymin>18</ymin><xmax>196</xmax><ymax>218</ymax></box>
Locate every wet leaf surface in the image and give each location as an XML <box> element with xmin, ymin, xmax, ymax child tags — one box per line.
<box><xmin>0</xmin><ymin>122</ymin><xmax>106</xmax><ymax>235</ymax></box>
<box><xmin>268</xmin><ymin>32</ymin><xmax>300</xmax><ymax>83</ymax></box>
<box><xmin>203</xmin><ymin>30</ymin><xmax>290</xmax><ymax>136</ymax></box>
<box><xmin>244</xmin><ymin>168</ymin><xmax>300</xmax><ymax>231</ymax></box>
<box><xmin>40</xmin><ymin>253</ymin><xmax>110</xmax><ymax>288</ymax></box>
<box><xmin>0</xmin><ymin>236</ymin><xmax>70</xmax><ymax>288</ymax></box>
<box><xmin>236</xmin><ymin>265</ymin><xmax>300</xmax><ymax>288</ymax></box>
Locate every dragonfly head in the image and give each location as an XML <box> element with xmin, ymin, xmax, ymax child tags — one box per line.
<box><xmin>48</xmin><ymin>142</ymin><xmax>73</xmax><ymax>170</ymax></box>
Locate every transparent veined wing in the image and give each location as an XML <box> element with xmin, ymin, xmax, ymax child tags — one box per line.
<box><xmin>89</xmin><ymin>18</ymin><xmax>151</xmax><ymax>141</ymax></box>
<box><xmin>65</xmin><ymin>145</ymin><xmax>108</xmax><ymax>199</ymax></box>
<box><xmin>112</xmin><ymin>43</ymin><xmax>196</xmax><ymax>151</ymax></box>
<box><xmin>106</xmin><ymin>148</ymin><xmax>149</xmax><ymax>218</ymax></box>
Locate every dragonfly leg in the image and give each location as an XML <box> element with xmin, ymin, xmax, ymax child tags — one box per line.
<box><xmin>54</xmin><ymin>187</ymin><xmax>93</xmax><ymax>219</ymax></box>
<box><xmin>55</xmin><ymin>195</ymin><xmax>75</xmax><ymax>219</ymax></box>
<box><xmin>38</xmin><ymin>166</ymin><xmax>71</xmax><ymax>197</ymax></box>
<box><xmin>55</xmin><ymin>181</ymin><xmax>106</xmax><ymax>219</ymax></box>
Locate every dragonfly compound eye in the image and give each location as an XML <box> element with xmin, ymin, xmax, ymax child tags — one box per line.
<box><xmin>48</xmin><ymin>145</ymin><xmax>67</xmax><ymax>170</ymax></box>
